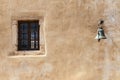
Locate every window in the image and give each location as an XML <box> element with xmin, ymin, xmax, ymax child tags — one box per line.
<box><xmin>18</xmin><ymin>20</ymin><xmax>39</xmax><ymax>50</ymax></box>
<box><xmin>10</xmin><ymin>14</ymin><xmax>46</xmax><ymax>57</ymax></box>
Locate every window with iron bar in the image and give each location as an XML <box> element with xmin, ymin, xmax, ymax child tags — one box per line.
<box><xmin>18</xmin><ymin>20</ymin><xmax>40</xmax><ymax>50</ymax></box>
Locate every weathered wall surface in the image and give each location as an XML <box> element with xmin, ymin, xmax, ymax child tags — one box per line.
<box><xmin>0</xmin><ymin>0</ymin><xmax>120</xmax><ymax>80</ymax></box>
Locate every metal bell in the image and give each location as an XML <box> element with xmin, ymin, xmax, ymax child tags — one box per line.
<box><xmin>95</xmin><ymin>27</ymin><xmax>106</xmax><ymax>40</ymax></box>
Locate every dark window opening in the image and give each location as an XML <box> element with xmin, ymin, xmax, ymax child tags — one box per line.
<box><xmin>18</xmin><ymin>20</ymin><xmax>40</xmax><ymax>50</ymax></box>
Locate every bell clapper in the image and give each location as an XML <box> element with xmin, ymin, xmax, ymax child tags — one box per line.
<box><xmin>98</xmin><ymin>39</ymin><xmax>100</xmax><ymax>42</ymax></box>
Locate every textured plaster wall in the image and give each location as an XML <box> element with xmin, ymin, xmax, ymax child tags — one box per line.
<box><xmin>0</xmin><ymin>0</ymin><xmax>120</xmax><ymax>80</ymax></box>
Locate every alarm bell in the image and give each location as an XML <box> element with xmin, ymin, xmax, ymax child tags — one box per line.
<box><xmin>95</xmin><ymin>19</ymin><xmax>106</xmax><ymax>42</ymax></box>
<box><xmin>95</xmin><ymin>29</ymin><xmax>106</xmax><ymax>39</ymax></box>
<box><xmin>95</xmin><ymin>27</ymin><xmax>106</xmax><ymax>42</ymax></box>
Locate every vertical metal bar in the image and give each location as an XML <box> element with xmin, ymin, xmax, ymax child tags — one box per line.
<box><xmin>38</xmin><ymin>21</ymin><xmax>40</xmax><ymax>50</ymax></box>
<box><xmin>28</xmin><ymin>21</ymin><xmax>31</xmax><ymax>50</ymax></box>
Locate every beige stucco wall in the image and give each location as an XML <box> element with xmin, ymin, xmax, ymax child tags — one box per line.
<box><xmin>0</xmin><ymin>0</ymin><xmax>120</xmax><ymax>80</ymax></box>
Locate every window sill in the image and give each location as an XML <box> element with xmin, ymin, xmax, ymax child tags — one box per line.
<box><xmin>8</xmin><ymin>50</ymin><xmax>46</xmax><ymax>58</ymax></box>
<box><xmin>8</xmin><ymin>55</ymin><xmax>46</xmax><ymax>58</ymax></box>
<box><xmin>8</xmin><ymin>44</ymin><xmax>46</xmax><ymax>58</ymax></box>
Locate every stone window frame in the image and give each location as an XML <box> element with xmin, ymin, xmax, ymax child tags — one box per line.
<box><xmin>9</xmin><ymin>14</ymin><xmax>46</xmax><ymax>57</ymax></box>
